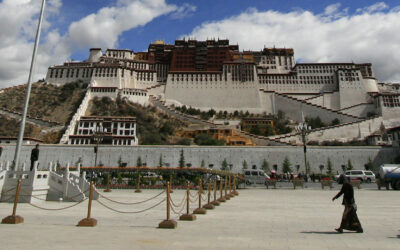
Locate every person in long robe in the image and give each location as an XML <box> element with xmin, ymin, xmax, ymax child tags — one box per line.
<box><xmin>332</xmin><ymin>175</ymin><xmax>363</xmax><ymax>233</ymax></box>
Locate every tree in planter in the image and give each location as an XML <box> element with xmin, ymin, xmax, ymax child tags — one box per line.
<box><xmin>179</xmin><ymin>149</ymin><xmax>185</xmax><ymax>168</ymax></box>
<box><xmin>201</xmin><ymin>159</ymin><xmax>205</xmax><ymax>168</ymax></box>
<box><xmin>136</xmin><ymin>156</ymin><xmax>143</xmax><ymax>167</ymax></box>
<box><xmin>347</xmin><ymin>159</ymin><xmax>353</xmax><ymax>170</ymax></box>
<box><xmin>282</xmin><ymin>156</ymin><xmax>292</xmax><ymax>173</ymax></box>
<box><xmin>327</xmin><ymin>158</ymin><xmax>333</xmax><ymax>177</ymax></box>
<box><xmin>221</xmin><ymin>158</ymin><xmax>228</xmax><ymax>171</ymax></box>
<box><xmin>242</xmin><ymin>160</ymin><xmax>248</xmax><ymax>170</ymax></box>
<box><xmin>261</xmin><ymin>159</ymin><xmax>270</xmax><ymax>173</ymax></box>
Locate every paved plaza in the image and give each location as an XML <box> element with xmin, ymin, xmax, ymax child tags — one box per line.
<box><xmin>0</xmin><ymin>185</ymin><xmax>399</xmax><ymax>250</ymax></box>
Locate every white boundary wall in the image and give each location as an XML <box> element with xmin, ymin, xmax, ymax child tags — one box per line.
<box><xmin>0</xmin><ymin>145</ymin><xmax>397</xmax><ymax>174</ymax></box>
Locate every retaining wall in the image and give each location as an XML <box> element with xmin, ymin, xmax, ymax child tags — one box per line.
<box><xmin>0</xmin><ymin>145</ymin><xmax>397</xmax><ymax>174</ymax></box>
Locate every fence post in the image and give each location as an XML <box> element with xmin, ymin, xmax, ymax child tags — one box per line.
<box><xmin>194</xmin><ymin>178</ymin><xmax>206</xmax><ymax>214</ymax></box>
<box><xmin>218</xmin><ymin>179</ymin><xmax>226</xmax><ymax>202</ymax></box>
<box><xmin>77</xmin><ymin>181</ymin><xmax>97</xmax><ymax>227</ymax></box>
<box><xmin>159</xmin><ymin>182</ymin><xmax>177</xmax><ymax>229</ymax></box>
<box><xmin>180</xmin><ymin>181</ymin><xmax>196</xmax><ymax>220</ymax></box>
<box><xmin>227</xmin><ymin>175</ymin><xmax>234</xmax><ymax>198</ymax></box>
<box><xmin>135</xmin><ymin>174</ymin><xmax>142</xmax><ymax>193</ymax></box>
<box><xmin>104</xmin><ymin>173</ymin><xmax>112</xmax><ymax>193</ymax></box>
<box><xmin>203</xmin><ymin>182</ymin><xmax>215</xmax><ymax>209</ymax></box>
<box><xmin>169</xmin><ymin>175</ymin><xmax>173</xmax><ymax>193</ymax></box>
<box><xmin>2</xmin><ymin>179</ymin><xmax>24</xmax><ymax>224</ymax></box>
<box><xmin>224</xmin><ymin>177</ymin><xmax>230</xmax><ymax>200</ymax></box>
<box><xmin>211</xmin><ymin>180</ymin><xmax>220</xmax><ymax>206</ymax></box>
<box><xmin>233</xmin><ymin>176</ymin><xmax>239</xmax><ymax>196</ymax></box>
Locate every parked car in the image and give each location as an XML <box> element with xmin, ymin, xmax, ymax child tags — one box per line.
<box><xmin>337</xmin><ymin>170</ymin><xmax>376</xmax><ymax>183</ymax></box>
<box><xmin>243</xmin><ymin>169</ymin><xmax>270</xmax><ymax>185</ymax></box>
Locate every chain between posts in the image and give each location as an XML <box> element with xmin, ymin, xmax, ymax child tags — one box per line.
<box><xmin>96</xmin><ymin>190</ymin><xmax>165</xmax><ymax>205</ymax></box>
<box><xmin>27</xmin><ymin>198</ymin><xmax>88</xmax><ymax>211</ymax></box>
<box><xmin>95</xmin><ymin>198</ymin><xmax>166</xmax><ymax>214</ymax></box>
<box><xmin>170</xmin><ymin>192</ymin><xmax>187</xmax><ymax>208</ymax></box>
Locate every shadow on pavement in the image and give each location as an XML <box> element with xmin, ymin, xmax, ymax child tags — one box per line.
<box><xmin>301</xmin><ymin>231</ymin><xmax>357</xmax><ymax>235</ymax></box>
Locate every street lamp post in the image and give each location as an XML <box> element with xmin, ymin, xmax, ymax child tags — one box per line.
<box><xmin>92</xmin><ymin>124</ymin><xmax>107</xmax><ymax>167</ymax></box>
<box><xmin>295</xmin><ymin>123</ymin><xmax>311</xmax><ymax>176</ymax></box>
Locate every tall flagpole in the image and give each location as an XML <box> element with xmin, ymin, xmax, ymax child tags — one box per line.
<box><xmin>13</xmin><ymin>0</ymin><xmax>46</xmax><ymax>170</ymax></box>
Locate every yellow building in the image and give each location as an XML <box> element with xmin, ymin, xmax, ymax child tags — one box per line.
<box><xmin>179</xmin><ymin>128</ymin><xmax>254</xmax><ymax>146</ymax></box>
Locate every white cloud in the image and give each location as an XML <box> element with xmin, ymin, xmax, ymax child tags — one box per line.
<box><xmin>170</xmin><ymin>3</ymin><xmax>196</xmax><ymax>19</ymax></box>
<box><xmin>0</xmin><ymin>0</ymin><xmax>63</xmax><ymax>87</ymax></box>
<box><xmin>356</xmin><ymin>2</ymin><xmax>388</xmax><ymax>14</ymax></box>
<box><xmin>185</xmin><ymin>3</ymin><xmax>400</xmax><ymax>82</ymax></box>
<box><xmin>0</xmin><ymin>0</ymin><xmax>188</xmax><ymax>88</ymax></box>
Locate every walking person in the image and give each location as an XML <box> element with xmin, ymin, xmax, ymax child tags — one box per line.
<box><xmin>332</xmin><ymin>175</ymin><xmax>363</xmax><ymax>233</ymax></box>
<box><xmin>30</xmin><ymin>144</ymin><xmax>40</xmax><ymax>171</ymax></box>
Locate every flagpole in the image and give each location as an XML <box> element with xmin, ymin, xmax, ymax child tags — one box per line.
<box><xmin>13</xmin><ymin>0</ymin><xmax>46</xmax><ymax>170</ymax></box>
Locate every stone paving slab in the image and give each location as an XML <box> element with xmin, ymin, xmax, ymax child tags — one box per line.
<box><xmin>0</xmin><ymin>188</ymin><xmax>399</xmax><ymax>250</ymax></box>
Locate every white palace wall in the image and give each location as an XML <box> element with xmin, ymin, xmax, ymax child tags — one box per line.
<box><xmin>165</xmin><ymin>73</ymin><xmax>262</xmax><ymax>113</ymax></box>
<box><xmin>278</xmin><ymin>117</ymin><xmax>383</xmax><ymax>144</ymax></box>
<box><xmin>0</xmin><ymin>145</ymin><xmax>398</xmax><ymax>174</ymax></box>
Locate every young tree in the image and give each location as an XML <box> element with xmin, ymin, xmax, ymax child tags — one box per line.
<box><xmin>319</xmin><ymin>165</ymin><xmax>325</xmax><ymax>175</ymax></box>
<box><xmin>261</xmin><ymin>159</ymin><xmax>270</xmax><ymax>173</ymax></box>
<box><xmin>159</xmin><ymin>154</ymin><xmax>163</xmax><ymax>167</ymax></box>
<box><xmin>221</xmin><ymin>158</ymin><xmax>228</xmax><ymax>171</ymax></box>
<box><xmin>201</xmin><ymin>159</ymin><xmax>205</xmax><ymax>168</ymax></box>
<box><xmin>347</xmin><ymin>159</ymin><xmax>353</xmax><ymax>170</ymax></box>
<box><xmin>179</xmin><ymin>149</ymin><xmax>185</xmax><ymax>168</ymax></box>
<box><xmin>136</xmin><ymin>156</ymin><xmax>142</xmax><ymax>167</ymax></box>
<box><xmin>282</xmin><ymin>156</ymin><xmax>292</xmax><ymax>173</ymax></box>
<box><xmin>264</xmin><ymin>124</ymin><xmax>274</xmax><ymax>136</ymax></box>
<box><xmin>242</xmin><ymin>160</ymin><xmax>248</xmax><ymax>170</ymax></box>
<box><xmin>366</xmin><ymin>157</ymin><xmax>374</xmax><ymax>171</ymax></box>
<box><xmin>327</xmin><ymin>158</ymin><xmax>333</xmax><ymax>176</ymax></box>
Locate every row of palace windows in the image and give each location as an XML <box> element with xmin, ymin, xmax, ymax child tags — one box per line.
<box><xmin>260</xmin><ymin>80</ymin><xmax>335</xmax><ymax>85</ymax></box>
<box><xmin>171</xmin><ymin>74</ymin><xmax>223</xmax><ymax>81</ymax></box>
<box><xmin>340</xmin><ymin>77</ymin><xmax>360</xmax><ymax>82</ymax></box>
<box><xmin>136</xmin><ymin>72</ymin><xmax>154</xmax><ymax>81</ymax></box>
<box><xmin>50</xmin><ymin>68</ymin><xmax>93</xmax><ymax>78</ymax></box>
<box><xmin>122</xmin><ymin>90</ymin><xmax>147</xmax><ymax>96</ymax></box>
<box><xmin>383</xmin><ymin>95</ymin><xmax>400</xmax><ymax>107</ymax></box>
<box><xmin>94</xmin><ymin>68</ymin><xmax>118</xmax><ymax>77</ymax></box>
<box><xmin>125</xmin><ymin>62</ymin><xmax>148</xmax><ymax>70</ymax></box>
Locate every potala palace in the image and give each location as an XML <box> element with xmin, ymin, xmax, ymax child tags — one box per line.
<box><xmin>44</xmin><ymin>39</ymin><xmax>400</xmax><ymax>146</ymax></box>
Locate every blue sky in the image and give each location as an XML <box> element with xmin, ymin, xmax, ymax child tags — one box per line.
<box><xmin>0</xmin><ymin>0</ymin><xmax>399</xmax><ymax>87</ymax></box>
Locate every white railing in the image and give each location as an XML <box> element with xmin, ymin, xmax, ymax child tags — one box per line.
<box><xmin>60</xmin><ymin>88</ymin><xmax>92</xmax><ymax>143</ymax></box>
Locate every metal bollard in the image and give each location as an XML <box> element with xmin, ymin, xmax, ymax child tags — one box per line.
<box><xmin>211</xmin><ymin>180</ymin><xmax>220</xmax><ymax>206</ymax></box>
<box><xmin>135</xmin><ymin>174</ymin><xmax>142</xmax><ymax>193</ymax></box>
<box><xmin>224</xmin><ymin>178</ymin><xmax>230</xmax><ymax>200</ymax></box>
<box><xmin>77</xmin><ymin>181</ymin><xmax>97</xmax><ymax>227</ymax></box>
<box><xmin>218</xmin><ymin>179</ymin><xmax>226</xmax><ymax>202</ymax></box>
<box><xmin>180</xmin><ymin>181</ymin><xmax>196</xmax><ymax>220</ymax></box>
<box><xmin>233</xmin><ymin>177</ymin><xmax>239</xmax><ymax>196</ymax></box>
<box><xmin>194</xmin><ymin>178</ymin><xmax>206</xmax><ymax>214</ymax></box>
<box><xmin>2</xmin><ymin>179</ymin><xmax>24</xmax><ymax>224</ymax></box>
<box><xmin>203</xmin><ymin>182</ymin><xmax>215</xmax><ymax>210</ymax></box>
<box><xmin>159</xmin><ymin>182</ymin><xmax>177</xmax><ymax>229</ymax></box>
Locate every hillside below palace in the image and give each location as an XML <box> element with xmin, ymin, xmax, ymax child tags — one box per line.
<box><xmin>44</xmin><ymin>39</ymin><xmax>400</xmax><ymax>145</ymax></box>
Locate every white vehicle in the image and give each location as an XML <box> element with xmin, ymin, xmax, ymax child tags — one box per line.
<box><xmin>379</xmin><ymin>164</ymin><xmax>400</xmax><ymax>190</ymax></box>
<box><xmin>343</xmin><ymin>170</ymin><xmax>375</xmax><ymax>183</ymax></box>
<box><xmin>243</xmin><ymin>169</ymin><xmax>270</xmax><ymax>185</ymax></box>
